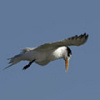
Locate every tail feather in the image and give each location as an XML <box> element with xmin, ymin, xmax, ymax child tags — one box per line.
<box><xmin>4</xmin><ymin>63</ymin><xmax>17</xmax><ymax>70</ymax></box>
<box><xmin>4</xmin><ymin>47</ymin><xmax>34</xmax><ymax>70</ymax></box>
<box><xmin>4</xmin><ymin>54</ymin><xmax>22</xmax><ymax>70</ymax></box>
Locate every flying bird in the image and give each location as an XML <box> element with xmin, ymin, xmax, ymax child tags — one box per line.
<box><xmin>5</xmin><ymin>33</ymin><xmax>88</xmax><ymax>72</ymax></box>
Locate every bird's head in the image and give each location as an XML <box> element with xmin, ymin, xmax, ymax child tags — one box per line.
<box><xmin>64</xmin><ymin>47</ymin><xmax>72</xmax><ymax>72</ymax></box>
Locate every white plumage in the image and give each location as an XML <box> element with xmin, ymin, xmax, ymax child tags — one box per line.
<box><xmin>5</xmin><ymin>33</ymin><xmax>88</xmax><ymax>71</ymax></box>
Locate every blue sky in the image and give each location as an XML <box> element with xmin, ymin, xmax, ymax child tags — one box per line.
<box><xmin>0</xmin><ymin>0</ymin><xmax>100</xmax><ymax>100</ymax></box>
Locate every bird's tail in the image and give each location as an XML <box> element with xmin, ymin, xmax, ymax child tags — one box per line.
<box><xmin>4</xmin><ymin>54</ymin><xmax>23</xmax><ymax>70</ymax></box>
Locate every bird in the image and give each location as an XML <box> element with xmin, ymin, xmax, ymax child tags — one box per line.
<box><xmin>5</xmin><ymin>33</ymin><xmax>88</xmax><ymax>72</ymax></box>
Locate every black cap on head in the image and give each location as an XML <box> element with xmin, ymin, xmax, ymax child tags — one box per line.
<box><xmin>67</xmin><ymin>47</ymin><xmax>72</xmax><ymax>57</ymax></box>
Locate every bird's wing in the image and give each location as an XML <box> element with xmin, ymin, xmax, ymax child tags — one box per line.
<box><xmin>34</xmin><ymin>33</ymin><xmax>88</xmax><ymax>51</ymax></box>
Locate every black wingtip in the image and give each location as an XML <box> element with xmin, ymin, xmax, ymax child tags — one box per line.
<box><xmin>85</xmin><ymin>33</ymin><xmax>89</xmax><ymax>39</ymax></box>
<box><xmin>83</xmin><ymin>32</ymin><xmax>89</xmax><ymax>36</ymax></box>
<box><xmin>84</xmin><ymin>32</ymin><xmax>86</xmax><ymax>35</ymax></box>
<box><xmin>83</xmin><ymin>33</ymin><xmax>89</xmax><ymax>44</ymax></box>
<box><xmin>82</xmin><ymin>33</ymin><xmax>89</xmax><ymax>40</ymax></box>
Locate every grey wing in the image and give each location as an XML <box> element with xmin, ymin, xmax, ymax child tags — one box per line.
<box><xmin>34</xmin><ymin>33</ymin><xmax>89</xmax><ymax>51</ymax></box>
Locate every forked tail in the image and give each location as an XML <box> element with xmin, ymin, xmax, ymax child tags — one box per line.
<box><xmin>4</xmin><ymin>54</ymin><xmax>23</xmax><ymax>70</ymax></box>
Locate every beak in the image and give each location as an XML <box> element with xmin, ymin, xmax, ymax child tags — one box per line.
<box><xmin>65</xmin><ymin>58</ymin><xmax>69</xmax><ymax>72</ymax></box>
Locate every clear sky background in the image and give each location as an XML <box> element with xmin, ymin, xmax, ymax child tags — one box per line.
<box><xmin>0</xmin><ymin>0</ymin><xmax>100</xmax><ymax>100</ymax></box>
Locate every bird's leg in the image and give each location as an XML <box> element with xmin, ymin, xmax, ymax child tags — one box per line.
<box><xmin>23</xmin><ymin>59</ymin><xmax>35</xmax><ymax>70</ymax></box>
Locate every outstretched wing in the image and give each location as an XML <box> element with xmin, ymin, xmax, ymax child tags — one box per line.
<box><xmin>34</xmin><ymin>33</ymin><xmax>88</xmax><ymax>51</ymax></box>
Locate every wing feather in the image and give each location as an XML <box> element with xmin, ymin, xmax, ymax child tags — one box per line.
<box><xmin>34</xmin><ymin>33</ymin><xmax>88</xmax><ymax>51</ymax></box>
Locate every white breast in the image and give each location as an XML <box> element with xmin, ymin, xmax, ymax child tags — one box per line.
<box><xmin>49</xmin><ymin>46</ymin><xmax>67</xmax><ymax>61</ymax></box>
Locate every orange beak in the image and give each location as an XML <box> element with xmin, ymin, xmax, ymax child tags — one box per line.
<box><xmin>65</xmin><ymin>58</ymin><xmax>69</xmax><ymax>72</ymax></box>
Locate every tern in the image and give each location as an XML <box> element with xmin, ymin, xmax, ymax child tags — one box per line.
<box><xmin>5</xmin><ymin>33</ymin><xmax>88</xmax><ymax>71</ymax></box>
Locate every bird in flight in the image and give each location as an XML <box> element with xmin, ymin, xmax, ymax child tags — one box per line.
<box><xmin>5</xmin><ymin>33</ymin><xmax>88</xmax><ymax>72</ymax></box>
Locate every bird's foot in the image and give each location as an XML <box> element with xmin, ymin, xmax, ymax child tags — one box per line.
<box><xmin>23</xmin><ymin>65</ymin><xmax>30</xmax><ymax>70</ymax></box>
<box><xmin>22</xmin><ymin>59</ymin><xmax>35</xmax><ymax>70</ymax></box>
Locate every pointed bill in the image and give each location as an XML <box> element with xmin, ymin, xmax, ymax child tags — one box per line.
<box><xmin>65</xmin><ymin>58</ymin><xmax>69</xmax><ymax>72</ymax></box>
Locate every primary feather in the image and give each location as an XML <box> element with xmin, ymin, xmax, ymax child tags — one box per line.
<box><xmin>34</xmin><ymin>33</ymin><xmax>88</xmax><ymax>51</ymax></box>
